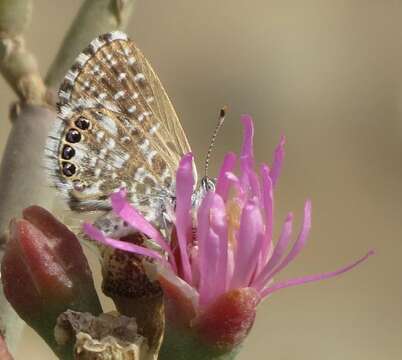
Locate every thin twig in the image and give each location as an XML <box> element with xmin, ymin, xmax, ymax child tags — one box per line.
<box><xmin>0</xmin><ymin>0</ymin><xmax>48</xmax><ymax>105</ymax></box>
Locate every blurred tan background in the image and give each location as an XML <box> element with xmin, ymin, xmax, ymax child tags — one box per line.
<box><xmin>1</xmin><ymin>0</ymin><xmax>401</xmax><ymax>359</ymax></box>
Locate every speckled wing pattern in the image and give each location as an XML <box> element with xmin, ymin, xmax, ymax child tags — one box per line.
<box><xmin>45</xmin><ymin>31</ymin><xmax>194</xmax><ymax>224</ymax></box>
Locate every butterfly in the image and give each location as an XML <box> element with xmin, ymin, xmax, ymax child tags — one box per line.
<box><xmin>45</xmin><ymin>31</ymin><xmax>217</xmax><ymax>238</ymax></box>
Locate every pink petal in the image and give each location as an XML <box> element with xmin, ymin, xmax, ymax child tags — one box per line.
<box><xmin>253</xmin><ymin>212</ymin><xmax>294</xmax><ymax>291</ymax></box>
<box><xmin>83</xmin><ymin>223</ymin><xmax>171</xmax><ymax>269</ymax></box>
<box><xmin>247</xmin><ymin>168</ymin><xmax>261</xmax><ymax>200</ymax></box>
<box><xmin>265</xmin><ymin>200</ymin><xmax>311</xmax><ymax>281</ymax></box>
<box><xmin>175</xmin><ymin>153</ymin><xmax>195</xmax><ymax>284</ymax></box>
<box><xmin>211</xmin><ymin>205</ymin><xmax>229</xmax><ymax>297</ymax></box>
<box><xmin>215</xmin><ymin>152</ymin><xmax>237</xmax><ymax>201</ymax></box>
<box><xmin>199</xmin><ymin>228</ymin><xmax>221</xmax><ymax>307</ymax></box>
<box><xmin>261</xmin><ymin>250</ymin><xmax>374</xmax><ymax>298</ymax></box>
<box><xmin>110</xmin><ymin>189</ymin><xmax>177</xmax><ymax>272</ymax></box>
<box><xmin>239</xmin><ymin>115</ymin><xmax>256</xmax><ymax>192</ymax></box>
<box><xmin>240</xmin><ymin>115</ymin><xmax>255</xmax><ymax>166</ymax></box>
<box><xmin>197</xmin><ymin>193</ymin><xmax>226</xmax><ymax>303</ymax></box>
<box><xmin>224</xmin><ymin>172</ymin><xmax>244</xmax><ymax>197</ymax></box>
<box><xmin>259</xmin><ymin>164</ymin><xmax>274</xmax><ymax>267</ymax></box>
<box><xmin>230</xmin><ymin>202</ymin><xmax>265</xmax><ymax>290</ymax></box>
<box><xmin>270</xmin><ymin>136</ymin><xmax>285</xmax><ymax>188</ymax></box>
<box><xmin>156</xmin><ymin>262</ymin><xmax>200</xmax><ymax>311</ymax></box>
<box><xmin>198</xmin><ymin>194</ymin><xmax>228</xmax><ymax>307</ymax></box>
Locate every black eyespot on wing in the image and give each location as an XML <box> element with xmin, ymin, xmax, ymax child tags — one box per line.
<box><xmin>62</xmin><ymin>162</ymin><xmax>76</xmax><ymax>177</ymax></box>
<box><xmin>62</xmin><ymin>145</ymin><xmax>75</xmax><ymax>160</ymax></box>
<box><xmin>75</xmin><ymin>117</ymin><xmax>91</xmax><ymax>130</ymax></box>
<box><xmin>66</xmin><ymin>129</ymin><xmax>81</xmax><ymax>143</ymax></box>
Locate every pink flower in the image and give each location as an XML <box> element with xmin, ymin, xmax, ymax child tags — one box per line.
<box><xmin>84</xmin><ymin>115</ymin><xmax>373</xmax><ymax>350</ymax></box>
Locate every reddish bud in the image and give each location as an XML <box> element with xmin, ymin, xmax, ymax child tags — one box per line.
<box><xmin>1</xmin><ymin>206</ymin><xmax>102</xmax><ymax>352</ymax></box>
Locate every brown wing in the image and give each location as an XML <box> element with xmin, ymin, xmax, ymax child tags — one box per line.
<box><xmin>45</xmin><ymin>31</ymin><xmax>194</xmax><ymax>218</ymax></box>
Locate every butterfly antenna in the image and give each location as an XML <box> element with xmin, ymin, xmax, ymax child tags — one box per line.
<box><xmin>204</xmin><ymin>106</ymin><xmax>227</xmax><ymax>179</ymax></box>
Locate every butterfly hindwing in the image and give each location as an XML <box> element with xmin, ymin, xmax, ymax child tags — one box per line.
<box><xmin>45</xmin><ymin>31</ymin><xmax>194</xmax><ymax>221</ymax></box>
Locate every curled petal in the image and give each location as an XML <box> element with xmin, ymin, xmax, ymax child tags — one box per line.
<box><xmin>270</xmin><ymin>135</ymin><xmax>285</xmax><ymax>188</ymax></box>
<box><xmin>240</xmin><ymin>115</ymin><xmax>255</xmax><ymax>166</ymax></box>
<box><xmin>157</xmin><ymin>263</ymin><xmax>199</xmax><ymax>324</ymax></box>
<box><xmin>253</xmin><ymin>212</ymin><xmax>293</xmax><ymax>291</ymax></box>
<box><xmin>259</xmin><ymin>164</ymin><xmax>274</xmax><ymax>266</ymax></box>
<box><xmin>240</xmin><ymin>115</ymin><xmax>255</xmax><ymax>191</ymax></box>
<box><xmin>261</xmin><ymin>250</ymin><xmax>375</xmax><ymax>298</ymax></box>
<box><xmin>83</xmin><ymin>223</ymin><xmax>171</xmax><ymax>270</ymax></box>
<box><xmin>265</xmin><ymin>200</ymin><xmax>311</xmax><ymax>283</ymax></box>
<box><xmin>215</xmin><ymin>152</ymin><xmax>237</xmax><ymax>201</ymax></box>
<box><xmin>111</xmin><ymin>189</ymin><xmax>177</xmax><ymax>271</ymax></box>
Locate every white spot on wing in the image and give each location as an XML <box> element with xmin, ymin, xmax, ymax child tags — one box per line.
<box><xmin>134</xmin><ymin>167</ymin><xmax>146</xmax><ymax>181</ymax></box>
<box><xmin>99</xmin><ymin>115</ymin><xmax>118</xmax><ymax>135</ymax></box>
<box><xmin>134</xmin><ymin>73</ymin><xmax>145</xmax><ymax>82</ymax></box>
<box><xmin>76</xmin><ymin>53</ymin><xmax>90</xmax><ymax>67</ymax></box>
<box><xmin>96</xmin><ymin>131</ymin><xmax>105</xmax><ymax>142</ymax></box>
<box><xmin>149</xmin><ymin>123</ymin><xmax>160</xmax><ymax>135</ymax></box>
<box><xmin>118</xmin><ymin>73</ymin><xmax>127</xmax><ymax>81</ymax></box>
<box><xmin>110</xmin><ymin>31</ymin><xmax>128</xmax><ymax>41</ymax></box>
<box><xmin>65</xmin><ymin>69</ymin><xmax>79</xmax><ymax>84</ymax></box>
<box><xmin>114</xmin><ymin>90</ymin><xmax>125</xmax><ymax>100</ymax></box>
<box><xmin>146</xmin><ymin>150</ymin><xmax>157</xmax><ymax>164</ymax></box>
<box><xmin>90</xmin><ymin>37</ymin><xmax>106</xmax><ymax>52</ymax></box>
<box><xmin>107</xmin><ymin>138</ymin><xmax>116</xmax><ymax>149</ymax></box>
<box><xmin>139</xmin><ymin>139</ymin><xmax>149</xmax><ymax>152</ymax></box>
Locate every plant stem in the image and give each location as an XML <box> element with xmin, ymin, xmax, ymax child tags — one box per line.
<box><xmin>159</xmin><ymin>324</ymin><xmax>241</xmax><ymax>360</ymax></box>
<box><xmin>0</xmin><ymin>0</ymin><xmax>137</xmax><ymax>355</ymax></box>
<box><xmin>0</xmin><ymin>105</ymin><xmax>61</xmax><ymax>355</ymax></box>
<box><xmin>0</xmin><ymin>0</ymin><xmax>48</xmax><ymax>104</ymax></box>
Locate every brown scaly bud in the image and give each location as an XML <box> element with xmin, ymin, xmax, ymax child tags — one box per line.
<box><xmin>100</xmin><ymin>233</ymin><xmax>164</xmax><ymax>355</ymax></box>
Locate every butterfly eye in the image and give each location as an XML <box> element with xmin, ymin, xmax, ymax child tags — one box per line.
<box><xmin>75</xmin><ymin>117</ymin><xmax>91</xmax><ymax>130</ymax></box>
<box><xmin>62</xmin><ymin>145</ymin><xmax>75</xmax><ymax>160</ymax></box>
<box><xmin>66</xmin><ymin>129</ymin><xmax>81</xmax><ymax>143</ymax></box>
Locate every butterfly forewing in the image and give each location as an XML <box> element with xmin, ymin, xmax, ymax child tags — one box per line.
<box><xmin>46</xmin><ymin>31</ymin><xmax>193</xmax><ymax>222</ymax></box>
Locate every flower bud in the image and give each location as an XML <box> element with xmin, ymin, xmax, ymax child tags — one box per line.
<box><xmin>1</xmin><ymin>206</ymin><xmax>102</xmax><ymax>357</ymax></box>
